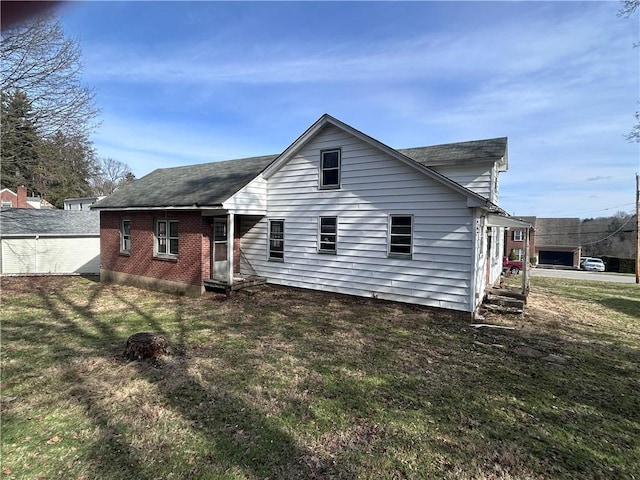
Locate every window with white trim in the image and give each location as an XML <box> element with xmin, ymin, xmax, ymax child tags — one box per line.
<box><xmin>120</xmin><ymin>219</ymin><xmax>131</xmax><ymax>254</ymax></box>
<box><xmin>320</xmin><ymin>149</ymin><xmax>341</xmax><ymax>189</ymax></box>
<box><xmin>389</xmin><ymin>215</ymin><xmax>413</xmax><ymax>257</ymax></box>
<box><xmin>318</xmin><ymin>216</ymin><xmax>337</xmax><ymax>253</ymax></box>
<box><xmin>512</xmin><ymin>230</ymin><xmax>524</xmax><ymax>241</ymax></box>
<box><xmin>1</xmin><ymin>201</ymin><xmax>12</xmax><ymax>209</ymax></box>
<box><xmin>269</xmin><ymin>219</ymin><xmax>284</xmax><ymax>261</ymax></box>
<box><xmin>511</xmin><ymin>248</ymin><xmax>524</xmax><ymax>261</ymax></box>
<box><xmin>156</xmin><ymin>219</ymin><xmax>178</xmax><ymax>257</ymax></box>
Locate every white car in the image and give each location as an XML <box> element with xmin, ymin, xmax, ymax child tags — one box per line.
<box><xmin>582</xmin><ymin>258</ymin><xmax>605</xmax><ymax>272</ymax></box>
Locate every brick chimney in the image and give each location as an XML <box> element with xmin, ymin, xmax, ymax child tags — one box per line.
<box><xmin>17</xmin><ymin>185</ymin><xmax>28</xmax><ymax>208</ymax></box>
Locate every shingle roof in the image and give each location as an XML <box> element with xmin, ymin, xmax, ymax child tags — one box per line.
<box><xmin>91</xmin><ymin>135</ymin><xmax>507</xmax><ymax>210</ymax></box>
<box><xmin>92</xmin><ymin>154</ymin><xmax>278</xmax><ymax>209</ymax></box>
<box><xmin>0</xmin><ymin>209</ymin><xmax>100</xmax><ymax>235</ymax></box>
<box><xmin>398</xmin><ymin>137</ymin><xmax>508</xmax><ymax>167</ymax></box>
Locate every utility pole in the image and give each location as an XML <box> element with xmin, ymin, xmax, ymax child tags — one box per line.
<box><xmin>636</xmin><ymin>173</ymin><xmax>639</xmax><ymax>284</ymax></box>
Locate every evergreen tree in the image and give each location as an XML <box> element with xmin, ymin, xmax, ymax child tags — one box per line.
<box><xmin>37</xmin><ymin>131</ymin><xmax>97</xmax><ymax>208</ymax></box>
<box><xmin>1</xmin><ymin>88</ymin><xmax>40</xmax><ymax>188</ymax></box>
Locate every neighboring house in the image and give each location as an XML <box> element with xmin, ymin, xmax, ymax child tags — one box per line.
<box><xmin>0</xmin><ymin>185</ymin><xmax>52</xmax><ymax>209</ymax></box>
<box><xmin>505</xmin><ymin>216</ymin><xmax>582</xmax><ymax>267</ymax></box>
<box><xmin>0</xmin><ymin>209</ymin><xmax>100</xmax><ymax>274</ymax></box>
<box><xmin>64</xmin><ymin>196</ymin><xmax>106</xmax><ymax>211</ymax></box>
<box><xmin>92</xmin><ymin>114</ymin><xmax>526</xmax><ymax>316</ymax></box>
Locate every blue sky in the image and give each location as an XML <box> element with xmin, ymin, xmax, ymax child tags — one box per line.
<box><xmin>56</xmin><ymin>1</ymin><xmax>639</xmax><ymax>218</ymax></box>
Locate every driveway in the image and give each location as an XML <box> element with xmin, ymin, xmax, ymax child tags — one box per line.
<box><xmin>529</xmin><ymin>268</ymin><xmax>637</xmax><ymax>284</ymax></box>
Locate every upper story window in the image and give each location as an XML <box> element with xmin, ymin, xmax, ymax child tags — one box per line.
<box><xmin>318</xmin><ymin>216</ymin><xmax>337</xmax><ymax>253</ymax></box>
<box><xmin>269</xmin><ymin>219</ymin><xmax>284</xmax><ymax>261</ymax></box>
<box><xmin>320</xmin><ymin>149</ymin><xmax>341</xmax><ymax>189</ymax></box>
<box><xmin>120</xmin><ymin>219</ymin><xmax>131</xmax><ymax>254</ymax></box>
<box><xmin>156</xmin><ymin>219</ymin><xmax>178</xmax><ymax>257</ymax></box>
<box><xmin>1</xmin><ymin>201</ymin><xmax>12</xmax><ymax>209</ymax></box>
<box><xmin>389</xmin><ymin>215</ymin><xmax>413</xmax><ymax>258</ymax></box>
<box><xmin>512</xmin><ymin>230</ymin><xmax>524</xmax><ymax>241</ymax></box>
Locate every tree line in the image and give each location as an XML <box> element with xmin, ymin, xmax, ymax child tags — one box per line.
<box><xmin>1</xmin><ymin>11</ymin><xmax>134</xmax><ymax>208</ymax></box>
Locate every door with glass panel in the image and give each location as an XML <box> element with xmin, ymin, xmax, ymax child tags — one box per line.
<box><xmin>212</xmin><ymin>217</ymin><xmax>228</xmax><ymax>280</ymax></box>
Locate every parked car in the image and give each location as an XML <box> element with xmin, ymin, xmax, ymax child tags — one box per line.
<box><xmin>582</xmin><ymin>258</ymin><xmax>605</xmax><ymax>272</ymax></box>
<box><xmin>579</xmin><ymin>257</ymin><xmax>590</xmax><ymax>269</ymax></box>
<box><xmin>503</xmin><ymin>257</ymin><xmax>523</xmax><ymax>274</ymax></box>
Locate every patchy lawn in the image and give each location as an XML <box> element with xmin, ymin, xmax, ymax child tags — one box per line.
<box><xmin>1</xmin><ymin>275</ymin><xmax>638</xmax><ymax>480</ymax></box>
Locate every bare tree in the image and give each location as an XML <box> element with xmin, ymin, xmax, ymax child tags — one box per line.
<box><xmin>91</xmin><ymin>157</ymin><xmax>135</xmax><ymax>195</ymax></box>
<box><xmin>618</xmin><ymin>1</ymin><xmax>640</xmax><ymax>141</ymax></box>
<box><xmin>1</xmin><ymin>11</ymin><xmax>99</xmax><ymax>138</ymax></box>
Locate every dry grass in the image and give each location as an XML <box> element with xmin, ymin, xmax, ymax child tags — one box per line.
<box><xmin>1</xmin><ymin>275</ymin><xmax>638</xmax><ymax>479</ymax></box>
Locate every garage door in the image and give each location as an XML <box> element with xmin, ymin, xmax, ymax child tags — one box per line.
<box><xmin>538</xmin><ymin>250</ymin><xmax>573</xmax><ymax>266</ymax></box>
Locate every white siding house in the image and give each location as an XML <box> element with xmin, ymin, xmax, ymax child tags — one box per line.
<box><xmin>92</xmin><ymin>114</ymin><xmax>524</xmax><ymax>316</ymax></box>
<box><xmin>238</xmin><ymin>117</ymin><xmax>507</xmax><ymax>313</ymax></box>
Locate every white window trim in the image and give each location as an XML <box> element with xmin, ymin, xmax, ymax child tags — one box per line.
<box><xmin>388</xmin><ymin>214</ymin><xmax>413</xmax><ymax>258</ymax></box>
<box><xmin>268</xmin><ymin>219</ymin><xmax>285</xmax><ymax>262</ymax></box>
<box><xmin>319</xmin><ymin>148</ymin><xmax>341</xmax><ymax>189</ymax></box>
<box><xmin>513</xmin><ymin>230</ymin><xmax>524</xmax><ymax>241</ymax></box>
<box><xmin>318</xmin><ymin>216</ymin><xmax>337</xmax><ymax>254</ymax></box>
<box><xmin>155</xmin><ymin>218</ymin><xmax>179</xmax><ymax>258</ymax></box>
<box><xmin>120</xmin><ymin>218</ymin><xmax>131</xmax><ymax>254</ymax></box>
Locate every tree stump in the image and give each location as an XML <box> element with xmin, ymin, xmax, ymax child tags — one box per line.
<box><xmin>124</xmin><ymin>332</ymin><xmax>168</xmax><ymax>360</ymax></box>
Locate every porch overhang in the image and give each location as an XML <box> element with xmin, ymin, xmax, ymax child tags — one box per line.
<box><xmin>486</xmin><ymin>213</ymin><xmax>531</xmax><ymax>229</ymax></box>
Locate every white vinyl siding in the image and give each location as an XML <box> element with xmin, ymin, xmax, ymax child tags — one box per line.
<box><xmin>241</xmin><ymin>125</ymin><xmax>476</xmax><ymax>312</ymax></box>
<box><xmin>223</xmin><ymin>176</ymin><xmax>267</xmax><ymax>214</ymax></box>
<box><xmin>0</xmin><ymin>236</ymin><xmax>100</xmax><ymax>274</ymax></box>
<box><xmin>431</xmin><ymin>162</ymin><xmax>493</xmax><ymax>200</ymax></box>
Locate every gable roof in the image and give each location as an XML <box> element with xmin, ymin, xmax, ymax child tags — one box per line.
<box><xmin>91</xmin><ymin>154</ymin><xmax>278</xmax><ymax>210</ymax></box>
<box><xmin>263</xmin><ymin>114</ymin><xmax>497</xmax><ymax>209</ymax></box>
<box><xmin>398</xmin><ymin>137</ymin><xmax>508</xmax><ymax>171</ymax></box>
<box><xmin>0</xmin><ymin>209</ymin><xmax>100</xmax><ymax>236</ymax></box>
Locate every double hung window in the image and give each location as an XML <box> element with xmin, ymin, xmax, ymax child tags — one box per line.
<box><xmin>156</xmin><ymin>219</ymin><xmax>178</xmax><ymax>257</ymax></box>
<box><xmin>318</xmin><ymin>217</ymin><xmax>337</xmax><ymax>253</ymax></box>
<box><xmin>120</xmin><ymin>219</ymin><xmax>131</xmax><ymax>254</ymax></box>
<box><xmin>269</xmin><ymin>219</ymin><xmax>284</xmax><ymax>261</ymax></box>
<box><xmin>320</xmin><ymin>149</ymin><xmax>341</xmax><ymax>189</ymax></box>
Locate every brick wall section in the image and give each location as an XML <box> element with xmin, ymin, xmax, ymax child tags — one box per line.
<box><xmin>101</xmin><ymin>210</ymin><xmax>210</xmax><ymax>287</ymax></box>
<box><xmin>504</xmin><ymin>228</ymin><xmax>536</xmax><ymax>261</ymax></box>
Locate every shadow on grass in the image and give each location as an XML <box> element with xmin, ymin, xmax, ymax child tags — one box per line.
<box><xmin>2</xmin><ymin>277</ymin><xmax>639</xmax><ymax>479</ymax></box>
<box><xmin>598</xmin><ymin>296</ymin><xmax>640</xmax><ymax>318</ymax></box>
<box><xmin>1</xmin><ymin>278</ymin><xmax>354</xmax><ymax>479</ymax></box>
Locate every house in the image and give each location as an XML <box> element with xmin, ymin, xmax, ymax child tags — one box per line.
<box><xmin>505</xmin><ymin>217</ymin><xmax>581</xmax><ymax>267</ymax></box>
<box><xmin>0</xmin><ymin>208</ymin><xmax>100</xmax><ymax>274</ymax></box>
<box><xmin>92</xmin><ymin>114</ymin><xmax>527</xmax><ymax>316</ymax></box>
<box><xmin>64</xmin><ymin>196</ymin><xmax>106</xmax><ymax>211</ymax></box>
<box><xmin>0</xmin><ymin>185</ymin><xmax>52</xmax><ymax>209</ymax></box>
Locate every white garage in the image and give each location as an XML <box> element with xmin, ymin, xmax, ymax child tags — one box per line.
<box><xmin>0</xmin><ymin>209</ymin><xmax>100</xmax><ymax>275</ymax></box>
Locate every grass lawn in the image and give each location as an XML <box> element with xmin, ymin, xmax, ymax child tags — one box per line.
<box><xmin>1</xmin><ymin>275</ymin><xmax>638</xmax><ymax>479</ymax></box>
